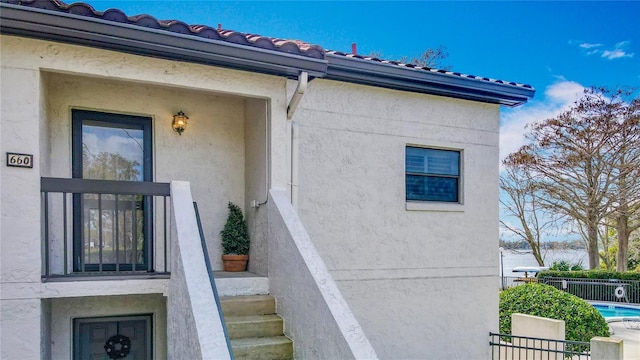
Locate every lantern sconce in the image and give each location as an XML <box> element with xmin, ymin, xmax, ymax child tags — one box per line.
<box><xmin>172</xmin><ymin>111</ymin><xmax>189</xmax><ymax>135</ymax></box>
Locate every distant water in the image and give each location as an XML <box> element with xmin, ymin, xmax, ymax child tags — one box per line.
<box><xmin>499</xmin><ymin>249</ymin><xmax>590</xmax><ymax>275</ymax></box>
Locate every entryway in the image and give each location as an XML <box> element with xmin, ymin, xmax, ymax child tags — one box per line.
<box><xmin>74</xmin><ymin>315</ymin><xmax>152</xmax><ymax>359</ymax></box>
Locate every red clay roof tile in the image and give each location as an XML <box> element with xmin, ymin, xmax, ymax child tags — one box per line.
<box><xmin>4</xmin><ymin>0</ymin><xmax>533</xmax><ymax>90</ymax></box>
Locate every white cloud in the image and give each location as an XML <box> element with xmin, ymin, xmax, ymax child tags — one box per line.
<box><xmin>602</xmin><ymin>49</ymin><xmax>633</xmax><ymax>60</ymax></box>
<box><xmin>579</xmin><ymin>42</ymin><xmax>602</xmax><ymax>49</ymax></box>
<box><xmin>574</xmin><ymin>40</ymin><xmax>634</xmax><ymax>60</ymax></box>
<box><xmin>499</xmin><ymin>80</ymin><xmax>585</xmax><ymax>166</ymax></box>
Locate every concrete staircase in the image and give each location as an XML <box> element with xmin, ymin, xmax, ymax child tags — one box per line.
<box><xmin>220</xmin><ymin>295</ymin><xmax>293</xmax><ymax>360</ymax></box>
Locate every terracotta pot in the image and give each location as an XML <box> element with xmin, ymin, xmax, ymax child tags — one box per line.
<box><xmin>222</xmin><ymin>254</ymin><xmax>248</xmax><ymax>272</ymax></box>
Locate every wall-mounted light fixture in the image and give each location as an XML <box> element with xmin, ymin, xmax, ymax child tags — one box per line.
<box><xmin>172</xmin><ymin>111</ymin><xmax>189</xmax><ymax>135</ymax></box>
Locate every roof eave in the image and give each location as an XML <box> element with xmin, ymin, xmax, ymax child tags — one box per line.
<box><xmin>326</xmin><ymin>53</ymin><xmax>535</xmax><ymax>107</ymax></box>
<box><xmin>0</xmin><ymin>3</ymin><xmax>328</xmax><ymax>79</ymax></box>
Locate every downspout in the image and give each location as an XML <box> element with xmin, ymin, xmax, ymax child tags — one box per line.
<box><xmin>287</xmin><ymin>72</ymin><xmax>308</xmax><ymax>120</ymax></box>
<box><xmin>290</xmin><ymin>120</ymin><xmax>299</xmax><ymax>208</ymax></box>
<box><xmin>287</xmin><ymin>72</ymin><xmax>308</xmax><ymax>208</ymax></box>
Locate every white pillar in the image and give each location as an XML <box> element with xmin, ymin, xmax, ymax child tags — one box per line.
<box><xmin>590</xmin><ymin>337</ymin><xmax>623</xmax><ymax>360</ymax></box>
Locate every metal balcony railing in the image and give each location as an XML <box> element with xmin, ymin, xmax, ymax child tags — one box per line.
<box><xmin>41</xmin><ymin>177</ymin><xmax>171</xmax><ymax>279</ymax></box>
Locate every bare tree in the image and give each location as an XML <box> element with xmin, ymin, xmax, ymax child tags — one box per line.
<box><xmin>598</xmin><ymin>219</ymin><xmax>617</xmax><ymax>270</ymax></box>
<box><xmin>500</xmin><ymin>163</ymin><xmax>557</xmax><ymax>266</ymax></box>
<box><xmin>505</xmin><ymin>88</ymin><xmax>635</xmax><ymax>269</ymax></box>
<box><xmin>370</xmin><ymin>45</ymin><xmax>451</xmax><ymax>70</ymax></box>
<box><xmin>611</xmin><ymin>93</ymin><xmax>640</xmax><ymax>271</ymax></box>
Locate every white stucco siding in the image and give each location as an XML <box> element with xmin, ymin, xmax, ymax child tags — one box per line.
<box><xmin>1</xmin><ymin>34</ymin><xmax>290</xmax><ymax>191</ymax></box>
<box><xmin>43</xmin><ymin>72</ymin><xmax>248</xmax><ymax>270</ymax></box>
<box><xmin>245</xmin><ymin>98</ymin><xmax>270</xmax><ymax>275</ymax></box>
<box><xmin>292</xmin><ymin>79</ymin><xmax>500</xmax><ymax>358</ymax></box>
<box><xmin>0</xmin><ymin>34</ymin><xmax>286</xmax><ymax>358</ymax></box>
<box><xmin>0</xmin><ymin>65</ymin><xmax>46</xmax><ymax>359</ymax></box>
<box><xmin>0</xmin><ymin>66</ymin><xmax>43</xmax><ymax>284</ymax></box>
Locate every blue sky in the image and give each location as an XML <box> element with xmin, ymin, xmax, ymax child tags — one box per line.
<box><xmin>88</xmin><ymin>1</ymin><xmax>638</xmax><ymax>161</ymax></box>
<box><xmin>86</xmin><ymin>1</ymin><xmax>637</xmax><ymax>243</ymax></box>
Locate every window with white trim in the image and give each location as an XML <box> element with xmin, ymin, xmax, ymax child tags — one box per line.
<box><xmin>406</xmin><ymin>146</ymin><xmax>461</xmax><ymax>202</ymax></box>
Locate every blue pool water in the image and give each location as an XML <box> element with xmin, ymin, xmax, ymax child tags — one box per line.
<box><xmin>593</xmin><ymin>304</ymin><xmax>640</xmax><ymax>318</ymax></box>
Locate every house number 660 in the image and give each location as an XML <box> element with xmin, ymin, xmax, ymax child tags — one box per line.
<box><xmin>6</xmin><ymin>153</ymin><xmax>33</xmax><ymax>168</ymax></box>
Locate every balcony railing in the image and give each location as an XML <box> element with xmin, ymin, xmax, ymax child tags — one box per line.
<box><xmin>41</xmin><ymin>177</ymin><xmax>171</xmax><ymax>279</ymax></box>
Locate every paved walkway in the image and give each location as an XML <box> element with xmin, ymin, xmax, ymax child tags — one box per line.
<box><xmin>609</xmin><ymin>321</ymin><xmax>640</xmax><ymax>360</ymax></box>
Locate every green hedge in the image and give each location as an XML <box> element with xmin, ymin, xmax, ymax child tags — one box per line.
<box><xmin>539</xmin><ymin>270</ymin><xmax>640</xmax><ymax>280</ymax></box>
<box><xmin>500</xmin><ymin>283</ymin><xmax>609</xmax><ymax>344</ymax></box>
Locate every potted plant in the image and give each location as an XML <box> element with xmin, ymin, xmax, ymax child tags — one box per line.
<box><xmin>220</xmin><ymin>202</ymin><xmax>250</xmax><ymax>272</ymax></box>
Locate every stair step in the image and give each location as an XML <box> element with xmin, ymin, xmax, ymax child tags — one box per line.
<box><xmin>225</xmin><ymin>315</ymin><xmax>284</xmax><ymax>339</ymax></box>
<box><xmin>230</xmin><ymin>336</ymin><xmax>293</xmax><ymax>360</ymax></box>
<box><xmin>220</xmin><ymin>295</ymin><xmax>275</xmax><ymax>317</ymax></box>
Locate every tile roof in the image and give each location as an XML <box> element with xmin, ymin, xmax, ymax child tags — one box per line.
<box><xmin>2</xmin><ymin>0</ymin><xmax>535</xmax><ymax>95</ymax></box>
<box><xmin>4</xmin><ymin>0</ymin><xmax>324</xmax><ymax>59</ymax></box>
<box><xmin>326</xmin><ymin>51</ymin><xmax>533</xmax><ymax>89</ymax></box>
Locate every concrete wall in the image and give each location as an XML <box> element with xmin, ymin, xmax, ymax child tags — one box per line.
<box><xmin>245</xmin><ymin>98</ymin><xmax>269</xmax><ymax>276</ymax></box>
<box><xmin>0</xmin><ymin>34</ymin><xmax>287</xmax><ymax>359</ymax></box>
<box><xmin>3</xmin><ymin>32</ymin><xmax>504</xmax><ymax>359</ymax></box>
<box><xmin>268</xmin><ymin>189</ymin><xmax>378</xmax><ymax>359</ymax></box>
<box><xmin>42</xmin><ymin>71</ymin><xmax>246</xmax><ymax>271</ymax></box>
<box><xmin>168</xmin><ymin>181</ymin><xmax>231</xmax><ymax>360</ymax></box>
<box><xmin>512</xmin><ymin>313</ymin><xmax>565</xmax><ymax>340</ymax></box>
<box><xmin>1</xmin><ymin>47</ymin><xmax>45</xmax><ymax>360</ymax></box>
<box><xmin>291</xmin><ymin>78</ymin><xmax>501</xmax><ymax>359</ymax></box>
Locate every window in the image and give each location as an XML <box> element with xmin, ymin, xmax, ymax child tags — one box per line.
<box><xmin>406</xmin><ymin>146</ymin><xmax>460</xmax><ymax>202</ymax></box>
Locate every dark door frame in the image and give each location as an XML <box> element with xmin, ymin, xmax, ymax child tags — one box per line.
<box><xmin>71</xmin><ymin>109</ymin><xmax>153</xmax><ymax>272</ymax></box>
<box><xmin>73</xmin><ymin>314</ymin><xmax>153</xmax><ymax>360</ymax></box>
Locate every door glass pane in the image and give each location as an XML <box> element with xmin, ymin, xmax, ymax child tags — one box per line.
<box><xmin>80</xmin><ymin>121</ymin><xmax>147</xmax><ymax>270</ymax></box>
<box><xmin>82</xmin><ymin>124</ymin><xmax>144</xmax><ymax>181</ymax></box>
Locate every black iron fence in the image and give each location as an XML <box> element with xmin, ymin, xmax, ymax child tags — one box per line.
<box><xmin>539</xmin><ymin>277</ymin><xmax>640</xmax><ymax>304</ymax></box>
<box><xmin>501</xmin><ymin>276</ymin><xmax>539</xmax><ymax>290</ymax></box>
<box><xmin>41</xmin><ymin>177</ymin><xmax>171</xmax><ymax>279</ymax></box>
<box><xmin>489</xmin><ymin>332</ymin><xmax>590</xmax><ymax>360</ymax></box>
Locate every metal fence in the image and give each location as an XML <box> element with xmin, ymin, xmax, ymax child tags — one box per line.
<box><xmin>500</xmin><ymin>276</ymin><xmax>538</xmax><ymax>290</ymax></box>
<box><xmin>41</xmin><ymin>177</ymin><xmax>171</xmax><ymax>279</ymax></box>
<box><xmin>489</xmin><ymin>332</ymin><xmax>590</xmax><ymax>360</ymax></box>
<box><xmin>539</xmin><ymin>277</ymin><xmax>640</xmax><ymax>304</ymax></box>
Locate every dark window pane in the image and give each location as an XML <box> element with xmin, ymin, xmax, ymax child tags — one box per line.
<box><xmin>406</xmin><ymin>175</ymin><xmax>459</xmax><ymax>202</ymax></box>
<box><xmin>406</xmin><ymin>147</ymin><xmax>459</xmax><ymax>176</ymax></box>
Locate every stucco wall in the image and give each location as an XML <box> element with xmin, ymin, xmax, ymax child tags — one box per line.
<box><xmin>50</xmin><ymin>294</ymin><xmax>167</xmax><ymax>359</ymax></box>
<box><xmin>1</xmin><ymin>34</ymin><xmax>287</xmax><ymax>358</ymax></box>
<box><xmin>245</xmin><ymin>98</ymin><xmax>270</xmax><ymax>275</ymax></box>
<box><xmin>0</xmin><ymin>58</ymin><xmax>45</xmax><ymax>360</ymax></box>
<box><xmin>268</xmin><ymin>189</ymin><xmax>378</xmax><ymax>359</ymax></box>
<box><xmin>43</xmin><ymin>71</ymin><xmax>246</xmax><ymax>270</ymax></box>
<box><xmin>168</xmin><ymin>181</ymin><xmax>231</xmax><ymax>360</ymax></box>
<box><xmin>292</xmin><ymin>79</ymin><xmax>500</xmax><ymax>359</ymax></box>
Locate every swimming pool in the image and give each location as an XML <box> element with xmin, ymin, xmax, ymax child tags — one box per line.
<box><xmin>592</xmin><ymin>303</ymin><xmax>640</xmax><ymax>318</ymax></box>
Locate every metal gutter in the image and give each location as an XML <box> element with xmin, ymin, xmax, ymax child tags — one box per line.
<box><xmin>0</xmin><ymin>3</ymin><xmax>327</xmax><ymax>79</ymax></box>
<box><xmin>325</xmin><ymin>53</ymin><xmax>535</xmax><ymax>107</ymax></box>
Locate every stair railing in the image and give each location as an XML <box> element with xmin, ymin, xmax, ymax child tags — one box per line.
<box><xmin>193</xmin><ymin>202</ymin><xmax>235</xmax><ymax>359</ymax></box>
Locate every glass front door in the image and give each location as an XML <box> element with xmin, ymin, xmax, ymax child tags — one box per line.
<box><xmin>72</xmin><ymin>110</ymin><xmax>152</xmax><ymax>272</ymax></box>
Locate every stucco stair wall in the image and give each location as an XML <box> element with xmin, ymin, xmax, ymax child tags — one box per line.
<box><xmin>220</xmin><ymin>295</ymin><xmax>293</xmax><ymax>360</ymax></box>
